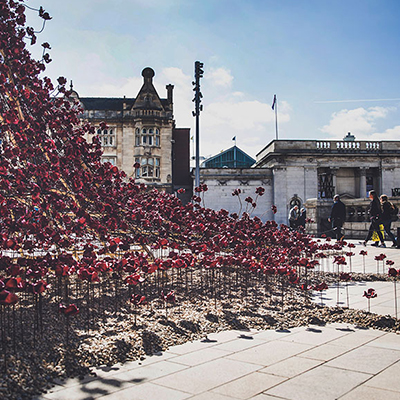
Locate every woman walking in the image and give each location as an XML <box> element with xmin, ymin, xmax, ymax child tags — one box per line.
<box><xmin>363</xmin><ymin>190</ymin><xmax>385</xmax><ymax>247</ymax></box>
<box><xmin>380</xmin><ymin>194</ymin><xmax>397</xmax><ymax>247</ymax></box>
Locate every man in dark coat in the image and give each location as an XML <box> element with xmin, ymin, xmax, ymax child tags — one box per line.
<box><xmin>328</xmin><ymin>194</ymin><xmax>346</xmax><ymax>240</ymax></box>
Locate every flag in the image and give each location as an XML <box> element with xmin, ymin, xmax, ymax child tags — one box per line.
<box><xmin>232</xmin><ymin>136</ymin><xmax>236</xmax><ymax>141</ymax></box>
<box><xmin>272</xmin><ymin>94</ymin><xmax>276</xmax><ymax>110</ymax></box>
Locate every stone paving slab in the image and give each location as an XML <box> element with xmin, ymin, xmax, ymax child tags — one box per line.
<box><xmin>265</xmin><ymin>365</ymin><xmax>372</xmax><ymax>400</ymax></box>
<box><xmin>35</xmin><ymin>324</ymin><xmax>400</xmax><ymax>400</ymax></box>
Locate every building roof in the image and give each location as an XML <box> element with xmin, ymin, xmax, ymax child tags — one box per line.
<box><xmin>202</xmin><ymin>146</ymin><xmax>256</xmax><ymax>168</ymax></box>
<box><xmin>79</xmin><ymin>97</ymin><xmax>136</xmax><ymax>111</ymax></box>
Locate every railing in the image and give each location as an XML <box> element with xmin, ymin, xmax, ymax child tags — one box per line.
<box><xmin>392</xmin><ymin>188</ymin><xmax>400</xmax><ymax>197</ymax></box>
<box><xmin>316</xmin><ymin>141</ymin><xmax>380</xmax><ymax>152</ymax></box>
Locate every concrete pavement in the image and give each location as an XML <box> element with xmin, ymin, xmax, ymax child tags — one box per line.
<box><xmin>34</xmin><ymin>239</ymin><xmax>400</xmax><ymax>400</ymax></box>
<box><xmin>35</xmin><ymin>324</ymin><xmax>400</xmax><ymax>400</ymax></box>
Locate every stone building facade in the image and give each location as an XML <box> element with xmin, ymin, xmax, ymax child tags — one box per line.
<box><xmin>199</xmin><ymin>168</ymin><xmax>274</xmax><ymax>221</ymax></box>
<box><xmin>199</xmin><ymin>137</ymin><xmax>400</xmax><ymax>237</ymax></box>
<box><xmin>75</xmin><ymin>67</ymin><xmax>192</xmax><ymax>197</ymax></box>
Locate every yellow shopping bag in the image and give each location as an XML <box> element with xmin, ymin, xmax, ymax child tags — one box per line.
<box><xmin>372</xmin><ymin>224</ymin><xmax>384</xmax><ymax>242</ymax></box>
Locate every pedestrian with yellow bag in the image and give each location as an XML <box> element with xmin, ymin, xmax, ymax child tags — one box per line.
<box><xmin>363</xmin><ymin>190</ymin><xmax>386</xmax><ymax>248</ymax></box>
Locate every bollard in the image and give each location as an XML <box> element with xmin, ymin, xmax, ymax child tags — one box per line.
<box><xmin>397</xmin><ymin>227</ymin><xmax>400</xmax><ymax>248</ymax></box>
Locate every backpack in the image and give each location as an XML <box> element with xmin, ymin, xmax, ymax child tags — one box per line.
<box><xmin>390</xmin><ymin>203</ymin><xmax>399</xmax><ymax>222</ymax></box>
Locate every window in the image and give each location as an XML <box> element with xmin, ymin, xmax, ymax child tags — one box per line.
<box><xmin>135</xmin><ymin>127</ymin><xmax>161</xmax><ymax>147</ymax></box>
<box><xmin>134</xmin><ymin>157</ymin><xmax>140</xmax><ymax>178</ymax></box>
<box><xmin>97</xmin><ymin>127</ymin><xmax>116</xmax><ymax>147</ymax></box>
<box><xmin>101</xmin><ymin>156</ymin><xmax>116</xmax><ymax>165</ymax></box>
<box><xmin>135</xmin><ymin>157</ymin><xmax>161</xmax><ymax>179</ymax></box>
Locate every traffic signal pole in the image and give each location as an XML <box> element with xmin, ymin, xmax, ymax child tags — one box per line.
<box><xmin>193</xmin><ymin>61</ymin><xmax>203</xmax><ymax>189</ymax></box>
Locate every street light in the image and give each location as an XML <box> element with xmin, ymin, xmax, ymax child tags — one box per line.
<box><xmin>193</xmin><ymin>61</ymin><xmax>204</xmax><ymax>189</ymax></box>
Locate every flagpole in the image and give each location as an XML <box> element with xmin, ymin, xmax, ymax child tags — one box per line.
<box><xmin>232</xmin><ymin>136</ymin><xmax>237</xmax><ymax>168</ymax></box>
<box><xmin>274</xmin><ymin>95</ymin><xmax>279</xmax><ymax>140</ymax></box>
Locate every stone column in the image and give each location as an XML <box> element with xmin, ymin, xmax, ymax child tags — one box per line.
<box><xmin>331</xmin><ymin>167</ymin><xmax>338</xmax><ymax>197</ymax></box>
<box><xmin>272</xmin><ymin>167</ymin><xmax>287</xmax><ymax>225</ymax></box>
<box><xmin>359</xmin><ymin>167</ymin><xmax>367</xmax><ymax>199</ymax></box>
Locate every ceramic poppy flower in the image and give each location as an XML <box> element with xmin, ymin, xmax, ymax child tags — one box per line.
<box><xmin>232</xmin><ymin>188</ymin><xmax>241</xmax><ymax>196</ymax></box>
<box><xmin>314</xmin><ymin>282</ymin><xmax>328</xmax><ymax>291</ymax></box>
<box><xmin>363</xmin><ymin>288</ymin><xmax>377</xmax><ymax>299</ymax></box>
<box><xmin>130</xmin><ymin>294</ymin><xmax>146</xmax><ymax>306</ymax></box>
<box><xmin>339</xmin><ymin>272</ymin><xmax>352</xmax><ymax>282</ymax></box>
<box><xmin>161</xmin><ymin>290</ymin><xmax>176</xmax><ymax>304</ymax></box>
<box><xmin>125</xmin><ymin>274</ymin><xmax>145</xmax><ymax>286</ymax></box>
<box><xmin>300</xmin><ymin>283</ymin><xmax>312</xmax><ymax>291</ymax></box>
<box><xmin>255</xmin><ymin>187</ymin><xmax>265</xmax><ymax>196</ymax></box>
<box><xmin>0</xmin><ymin>290</ymin><xmax>19</xmax><ymax>305</ymax></box>
<box><xmin>59</xmin><ymin>303</ymin><xmax>79</xmax><ymax>316</ymax></box>
<box><xmin>27</xmin><ymin>280</ymin><xmax>47</xmax><ymax>294</ymax></box>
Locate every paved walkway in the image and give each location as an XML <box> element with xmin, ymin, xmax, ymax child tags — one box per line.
<box><xmin>35</xmin><ymin>324</ymin><xmax>400</xmax><ymax>400</ymax></box>
<box><xmin>313</xmin><ymin>239</ymin><xmax>400</xmax><ymax>317</ymax></box>
<box><xmin>35</xmin><ymin>240</ymin><xmax>400</xmax><ymax>400</ymax></box>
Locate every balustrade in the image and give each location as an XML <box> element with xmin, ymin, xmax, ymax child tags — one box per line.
<box><xmin>392</xmin><ymin>188</ymin><xmax>400</xmax><ymax>197</ymax></box>
<box><xmin>315</xmin><ymin>141</ymin><xmax>380</xmax><ymax>152</ymax></box>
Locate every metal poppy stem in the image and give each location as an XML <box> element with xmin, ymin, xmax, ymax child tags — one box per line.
<box><xmin>66</xmin><ymin>315</ymin><xmax>70</xmax><ymax>347</ymax></box>
<box><xmin>363</xmin><ymin>256</ymin><xmax>365</xmax><ymax>274</ymax></box>
<box><xmin>336</xmin><ymin>264</ymin><xmax>340</xmax><ymax>306</ymax></box>
<box><xmin>394</xmin><ymin>278</ymin><xmax>398</xmax><ymax>319</ymax></box>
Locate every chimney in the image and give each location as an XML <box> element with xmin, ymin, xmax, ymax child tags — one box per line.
<box><xmin>166</xmin><ymin>84</ymin><xmax>174</xmax><ymax>105</ymax></box>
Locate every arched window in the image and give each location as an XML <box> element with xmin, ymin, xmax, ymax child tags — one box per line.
<box><xmin>135</xmin><ymin>127</ymin><xmax>160</xmax><ymax>147</ymax></box>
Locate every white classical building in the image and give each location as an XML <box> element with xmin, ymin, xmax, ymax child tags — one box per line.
<box><xmin>199</xmin><ymin>135</ymin><xmax>400</xmax><ymax>237</ymax></box>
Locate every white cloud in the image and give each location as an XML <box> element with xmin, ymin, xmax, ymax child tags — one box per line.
<box><xmin>206</xmin><ymin>67</ymin><xmax>233</xmax><ymax>88</ymax></box>
<box><xmin>204</xmin><ymin>100</ymin><xmax>289</xmax><ymax>131</ymax></box>
<box><xmin>92</xmin><ymin>77</ymin><xmax>143</xmax><ymax>97</ymax></box>
<box><xmin>321</xmin><ymin>106</ymin><xmax>390</xmax><ymax>138</ymax></box>
<box><xmin>360</xmin><ymin>125</ymin><xmax>400</xmax><ymax>141</ymax></box>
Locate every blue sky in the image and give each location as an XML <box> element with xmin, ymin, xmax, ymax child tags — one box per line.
<box><xmin>26</xmin><ymin>0</ymin><xmax>400</xmax><ymax>159</ymax></box>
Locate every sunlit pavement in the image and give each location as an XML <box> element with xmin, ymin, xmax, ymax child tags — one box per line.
<box><xmin>34</xmin><ymin>324</ymin><xmax>400</xmax><ymax>400</ymax></box>
<box><xmin>34</xmin><ymin>239</ymin><xmax>400</xmax><ymax>400</ymax></box>
<box><xmin>312</xmin><ymin>239</ymin><xmax>400</xmax><ymax>318</ymax></box>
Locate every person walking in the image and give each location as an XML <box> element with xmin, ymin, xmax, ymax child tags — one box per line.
<box><xmin>288</xmin><ymin>205</ymin><xmax>299</xmax><ymax>229</ymax></box>
<box><xmin>363</xmin><ymin>190</ymin><xmax>385</xmax><ymax>247</ymax></box>
<box><xmin>297</xmin><ymin>207</ymin><xmax>307</xmax><ymax>230</ymax></box>
<box><xmin>380</xmin><ymin>194</ymin><xmax>397</xmax><ymax>247</ymax></box>
<box><xmin>328</xmin><ymin>194</ymin><xmax>346</xmax><ymax>241</ymax></box>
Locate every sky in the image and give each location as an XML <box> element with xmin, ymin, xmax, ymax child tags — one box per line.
<box><xmin>24</xmin><ymin>0</ymin><xmax>400</xmax><ymax>160</ymax></box>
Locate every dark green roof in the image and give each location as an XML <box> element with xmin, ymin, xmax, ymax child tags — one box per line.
<box><xmin>203</xmin><ymin>146</ymin><xmax>255</xmax><ymax>168</ymax></box>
